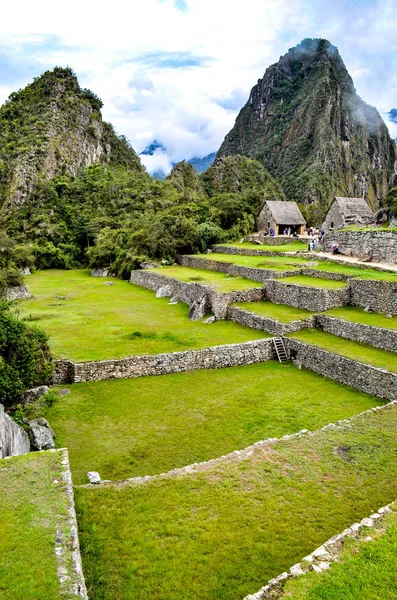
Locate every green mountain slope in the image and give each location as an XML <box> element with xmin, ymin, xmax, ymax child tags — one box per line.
<box><xmin>218</xmin><ymin>39</ymin><xmax>397</xmax><ymax>214</ymax></box>
<box><xmin>0</xmin><ymin>67</ymin><xmax>143</xmax><ymax>209</ymax></box>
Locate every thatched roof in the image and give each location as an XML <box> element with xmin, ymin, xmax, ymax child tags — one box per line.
<box><xmin>331</xmin><ymin>197</ymin><xmax>375</xmax><ymax>221</ymax></box>
<box><xmin>261</xmin><ymin>201</ymin><xmax>306</xmax><ymax>225</ymax></box>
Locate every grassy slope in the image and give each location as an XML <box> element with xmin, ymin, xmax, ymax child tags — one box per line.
<box><xmin>233</xmin><ymin>300</ymin><xmax>314</xmax><ymax>321</ymax></box>
<box><xmin>290</xmin><ymin>329</ymin><xmax>397</xmax><ymax>372</ymax></box>
<box><xmin>326</xmin><ymin>306</ymin><xmax>397</xmax><ymax>330</ymax></box>
<box><xmin>148</xmin><ymin>265</ymin><xmax>262</xmax><ymax>290</ymax></box>
<box><xmin>0</xmin><ymin>451</ymin><xmax>69</xmax><ymax>600</ymax></box>
<box><xmin>276</xmin><ymin>275</ymin><xmax>348</xmax><ymax>289</ymax></box>
<box><xmin>75</xmin><ymin>406</ymin><xmax>397</xmax><ymax>600</ymax></box>
<box><xmin>38</xmin><ymin>362</ymin><xmax>382</xmax><ymax>485</ymax></box>
<box><xmin>283</xmin><ymin>509</ymin><xmax>397</xmax><ymax>599</ymax></box>
<box><xmin>21</xmin><ymin>270</ymin><xmax>265</xmax><ymax>361</ymax></box>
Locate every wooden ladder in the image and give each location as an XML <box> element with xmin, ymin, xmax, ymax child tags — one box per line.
<box><xmin>273</xmin><ymin>338</ymin><xmax>288</xmax><ymax>363</ymax></box>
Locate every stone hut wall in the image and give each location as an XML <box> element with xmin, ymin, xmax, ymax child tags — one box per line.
<box><xmin>349</xmin><ymin>279</ymin><xmax>397</xmax><ymax>315</ymax></box>
<box><xmin>322</xmin><ymin>202</ymin><xmax>346</xmax><ymax>231</ymax></box>
<box><xmin>285</xmin><ymin>338</ymin><xmax>397</xmax><ymax>400</ymax></box>
<box><xmin>53</xmin><ymin>339</ymin><xmax>276</xmax><ymax>384</ymax></box>
<box><xmin>177</xmin><ymin>255</ymin><xmax>299</xmax><ymax>283</ymax></box>
<box><xmin>316</xmin><ymin>315</ymin><xmax>397</xmax><ymax>353</ymax></box>
<box><xmin>321</xmin><ymin>230</ymin><xmax>397</xmax><ymax>264</ymax></box>
<box><xmin>257</xmin><ymin>204</ymin><xmax>277</xmax><ymax>232</ymax></box>
<box><xmin>130</xmin><ymin>270</ymin><xmax>265</xmax><ymax>318</ymax></box>
<box><xmin>264</xmin><ymin>280</ymin><xmax>350</xmax><ymax>311</ymax></box>
<box><xmin>227</xmin><ymin>306</ymin><xmax>316</xmax><ymax>336</ymax></box>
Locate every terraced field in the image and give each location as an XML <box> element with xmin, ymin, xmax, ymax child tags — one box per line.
<box><xmin>34</xmin><ymin>362</ymin><xmax>383</xmax><ymax>485</ymax></box>
<box><xmin>21</xmin><ymin>270</ymin><xmax>264</xmax><ymax>361</ymax></box>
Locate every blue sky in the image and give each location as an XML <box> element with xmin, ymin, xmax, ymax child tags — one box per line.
<box><xmin>0</xmin><ymin>0</ymin><xmax>396</xmax><ymax>174</ymax></box>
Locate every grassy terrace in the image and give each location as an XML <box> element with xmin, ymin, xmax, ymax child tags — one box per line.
<box><xmin>0</xmin><ymin>451</ymin><xmax>69</xmax><ymax>600</ymax></box>
<box><xmin>75</xmin><ymin>406</ymin><xmax>397</xmax><ymax>600</ymax></box>
<box><xmin>326</xmin><ymin>306</ymin><xmax>397</xmax><ymax>330</ymax></box>
<box><xmin>195</xmin><ymin>252</ymin><xmax>306</xmax><ymax>270</ymax></box>
<box><xmin>276</xmin><ymin>274</ymin><xmax>348</xmax><ymax>289</ymax></box>
<box><xmin>311</xmin><ymin>260</ymin><xmax>397</xmax><ymax>281</ymax></box>
<box><xmin>233</xmin><ymin>300</ymin><xmax>314</xmax><ymax>322</ymax></box>
<box><xmin>218</xmin><ymin>240</ymin><xmax>308</xmax><ymax>252</ymax></box>
<box><xmin>21</xmin><ymin>270</ymin><xmax>264</xmax><ymax>361</ymax></box>
<box><xmin>290</xmin><ymin>329</ymin><xmax>397</xmax><ymax>373</ymax></box>
<box><xmin>283</xmin><ymin>506</ymin><xmax>397</xmax><ymax>599</ymax></box>
<box><xmin>148</xmin><ymin>265</ymin><xmax>260</xmax><ymax>291</ymax></box>
<box><xmin>38</xmin><ymin>362</ymin><xmax>383</xmax><ymax>485</ymax></box>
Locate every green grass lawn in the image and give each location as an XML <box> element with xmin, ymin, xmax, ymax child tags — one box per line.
<box><xmin>36</xmin><ymin>362</ymin><xmax>383</xmax><ymax>485</ymax></box>
<box><xmin>326</xmin><ymin>306</ymin><xmax>397</xmax><ymax>330</ymax></box>
<box><xmin>218</xmin><ymin>241</ymin><xmax>308</xmax><ymax>252</ymax></box>
<box><xmin>233</xmin><ymin>300</ymin><xmax>314</xmax><ymax>322</ymax></box>
<box><xmin>148</xmin><ymin>265</ymin><xmax>261</xmax><ymax>290</ymax></box>
<box><xmin>283</xmin><ymin>507</ymin><xmax>397</xmax><ymax>599</ymax></box>
<box><xmin>21</xmin><ymin>270</ymin><xmax>265</xmax><ymax>361</ymax></box>
<box><xmin>290</xmin><ymin>329</ymin><xmax>397</xmax><ymax>373</ymax></box>
<box><xmin>195</xmin><ymin>253</ymin><xmax>306</xmax><ymax>270</ymax></box>
<box><xmin>0</xmin><ymin>451</ymin><xmax>70</xmax><ymax>600</ymax></box>
<box><xmin>311</xmin><ymin>261</ymin><xmax>397</xmax><ymax>281</ymax></box>
<box><xmin>75</xmin><ymin>406</ymin><xmax>397</xmax><ymax>600</ymax></box>
<box><xmin>276</xmin><ymin>275</ymin><xmax>348</xmax><ymax>289</ymax></box>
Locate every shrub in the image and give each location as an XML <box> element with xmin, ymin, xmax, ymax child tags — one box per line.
<box><xmin>0</xmin><ymin>302</ymin><xmax>53</xmax><ymax>408</ymax></box>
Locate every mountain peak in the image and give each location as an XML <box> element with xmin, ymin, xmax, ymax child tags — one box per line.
<box><xmin>218</xmin><ymin>39</ymin><xmax>396</xmax><ymax>213</ymax></box>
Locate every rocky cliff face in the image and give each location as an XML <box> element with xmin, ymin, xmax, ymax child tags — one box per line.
<box><xmin>0</xmin><ymin>67</ymin><xmax>143</xmax><ymax>208</ymax></box>
<box><xmin>218</xmin><ymin>39</ymin><xmax>397</xmax><ymax>213</ymax></box>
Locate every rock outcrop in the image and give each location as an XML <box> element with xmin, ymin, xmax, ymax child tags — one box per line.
<box><xmin>0</xmin><ymin>404</ymin><xmax>30</xmax><ymax>457</ymax></box>
<box><xmin>28</xmin><ymin>417</ymin><xmax>55</xmax><ymax>451</ymax></box>
<box><xmin>218</xmin><ymin>39</ymin><xmax>397</xmax><ymax>214</ymax></box>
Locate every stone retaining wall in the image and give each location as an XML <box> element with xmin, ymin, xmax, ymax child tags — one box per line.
<box><xmin>316</xmin><ymin>315</ymin><xmax>397</xmax><ymax>353</ymax></box>
<box><xmin>244</xmin><ymin>235</ymin><xmax>300</xmax><ymax>246</ymax></box>
<box><xmin>300</xmin><ymin>268</ymin><xmax>349</xmax><ymax>281</ymax></box>
<box><xmin>265</xmin><ymin>280</ymin><xmax>350</xmax><ymax>311</ymax></box>
<box><xmin>321</xmin><ymin>230</ymin><xmax>397</xmax><ymax>264</ymax></box>
<box><xmin>57</xmin><ymin>449</ymin><xmax>88</xmax><ymax>599</ymax></box>
<box><xmin>227</xmin><ymin>306</ymin><xmax>315</xmax><ymax>336</ymax></box>
<box><xmin>349</xmin><ymin>279</ymin><xmax>397</xmax><ymax>315</ymax></box>
<box><xmin>284</xmin><ymin>338</ymin><xmax>397</xmax><ymax>400</ymax></box>
<box><xmin>130</xmin><ymin>269</ymin><xmax>265</xmax><ymax>318</ymax></box>
<box><xmin>212</xmin><ymin>245</ymin><xmax>298</xmax><ymax>257</ymax></box>
<box><xmin>245</xmin><ymin>500</ymin><xmax>396</xmax><ymax>600</ymax></box>
<box><xmin>178</xmin><ymin>254</ymin><xmax>299</xmax><ymax>283</ymax></box>
<box><xmin>53</xmin><ymin>339</ymin><xmax>275</xmax><ymax>384</ymax></box>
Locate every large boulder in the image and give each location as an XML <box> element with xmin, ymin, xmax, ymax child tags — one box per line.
<box><xmin>21</xmin><ymin>385</ymin><xmax>49</xmax><ymax>406</ymax></box>
<box><xmin>188</xmin><ymin>296</ymin><xmax>209</xmax><ymax>321</ymax></box>
<box><xmin>0</xmin><ymin>404</ymin><xmax>30</xmax><ymax>458</ymax></box>
<box><xmin>28</xmin><ymin>418</ymin><xmax>55</xmax><ymax>451</ymax></box>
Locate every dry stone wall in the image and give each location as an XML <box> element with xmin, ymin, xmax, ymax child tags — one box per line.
<box><xmin>265</xmin><ymin>280</ymin><xmax>350</xmax><ymax>311</ymax></box>
<box><xmin>316</xmin><ymin>315</ymin><xmax>397</xmax><ymax>353</ymax></box>
<box><xmin>285</xmin><ymin>338</ymin><xmax>397</xmax><ymax>400</ymax></box>
<box><xmin>212</xmin><ymin>245</ymin><xmax>296</xmax><ymax>257</ymax></box>
<box><xmin>349</xmin><ymin>279</ymin><xmax>397</xmax><ymax>315</ymax></box>
<box><xmin>321</xmin><ymin>230</ymin><xmax>397</xmax><ymax>264</ymax></box>
<box><xmin>53</xmin><ymin>339</ymin><xmax>275</xmax><ymax>384</ymax></box>
<box><xmin>177</xmin><ymin>254</ymin><xmax>299</xmax><ymax>283</ymax></box>
<box><xmin>227</xmin><ymin>306</ymin><xmax>315</xmax><ymax>336</ymax></box>
<box><xmin>130</xmin><ymin>269</ymin><xmax>265</xmax><ymax>318</ymax></box>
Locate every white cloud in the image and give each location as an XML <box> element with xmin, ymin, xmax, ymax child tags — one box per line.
<box><xmin>0</xmin><ymin>0</ymin><xmax>397</xmax><ymax>163</ymax></box>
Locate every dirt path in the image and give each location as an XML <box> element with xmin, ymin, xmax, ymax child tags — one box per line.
<box><xmin>316</xmin><ymin>251</ymin><xmax>397</xmax><ymax>273</ymax></box>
